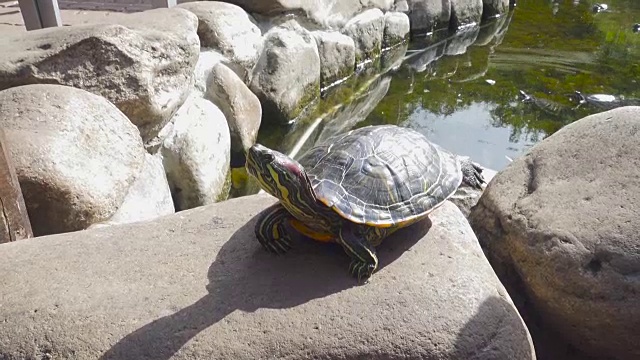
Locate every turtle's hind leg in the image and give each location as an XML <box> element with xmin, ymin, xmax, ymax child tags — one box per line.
<box><xmin>338</xmin><ymin>223</ymin><xmax>379</xmax><ymax>282</ymax></box>
<box><xmin>459</xmin><ymin>156</ymin><xmax>486</xmax><ymax>190</ymax></box>
<box><xmin>255</xmin><ymin>203</ymin><xmax>294</xmax><ymax>254</ymax></box>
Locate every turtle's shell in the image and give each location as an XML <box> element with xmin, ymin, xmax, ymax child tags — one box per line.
<box><xmin>298</xmin><ymin>125</ymin><xmax>463</xmax><ymax>227</ymax></box>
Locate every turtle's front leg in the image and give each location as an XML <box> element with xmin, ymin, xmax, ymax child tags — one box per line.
<box><xmin>338</xmin><ymin>222</ymin><xmax>379</xmax><ymax>282</ymax></box>
<box><xmin>255</xmin><ymin>203</ymin><xmax>294</xmax><ymax>254</ymax></box>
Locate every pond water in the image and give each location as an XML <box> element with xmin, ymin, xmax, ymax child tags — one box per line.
<box><xmin>231</xmin><ymin>0</ymin><xmax>640</xmax><ymax>198</ymax></box>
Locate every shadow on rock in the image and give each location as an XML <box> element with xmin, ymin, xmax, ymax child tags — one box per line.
<box><xmin>452</xmin><ymin>296</ymin><xmax>535</xmax><ymax>359</ymax></box>
<box><xmin>100</xmin><ymin>209</ymin><xmax>431</xmax><ymax>360</ymax></box>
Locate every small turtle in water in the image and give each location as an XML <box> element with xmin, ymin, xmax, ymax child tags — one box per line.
<box><xmin>246</xmin><ymin>125</ymin><xmax>485</xmax><ymax>281</ymax></box>
<box><xmin>592</xmin><ymin>3</ymin><xmax>608</xmax><ymax>13</ymax></box>
<box><xmin>519</xmin><ymin>90</ymin><xmax>572</xmax><ymax>117</ymax></box>
<box><xmin>573</xmin><ymin>90</ymin><xmax>640</xmax><ymax>110</ymax></box>
<box><xmin>572</xmin><ymin>90</ymin><xmax>621</xmax><ymax>110</ymax></box>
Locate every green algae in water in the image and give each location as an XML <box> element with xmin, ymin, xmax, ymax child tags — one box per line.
<box><xmin>232</xmin><ymin>0</ymin><xmax>640</xmax><ymax>198</ymax></box>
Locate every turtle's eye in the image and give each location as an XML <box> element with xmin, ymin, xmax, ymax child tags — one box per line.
<box><xmin>263</xmin><ymin>152</ymin><xmax>275</xmax><ymax>163</ymax></box>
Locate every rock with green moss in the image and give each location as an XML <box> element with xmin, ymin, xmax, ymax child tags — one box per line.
<box><xmin>312</xmin><ymin>30</ymin><xmax>356</xmax><ymax>90</ymax></box>
<box><xmin>341</xmin><ymin>9</ymin><xmax>385</xmax><ymax>65</ymax></box>
<box><xmin>405</xmin><ymin>0</ymin><xmax>452</xmax><ymax>35</ymax></box>
<box><xmin>383</xmin><ymin>11</ymin><xmax>410</xmax><ymax>48</ymax></box>
<box><xmin>481</xmin><ymin>0</ymin><xmax>510</xmax><ymax>20</ymax></box>
<box><xmin>250</xmin><ymin>20</ymin><xmax>321</xmax><ymax>125</ymax></box>
<box><xmin>450</xmin><ymin>0</ymin><xmax>483</xmax><ymax>29</ymax></box>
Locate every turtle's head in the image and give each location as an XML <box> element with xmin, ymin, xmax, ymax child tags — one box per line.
<box><xmin>246</xmin><ymin>144</ymin><xmax>314</xmax><ymax>202</ymax></box>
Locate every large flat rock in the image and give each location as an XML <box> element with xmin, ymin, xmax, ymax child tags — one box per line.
<box><xmin>0</xmin><ymin>194</ymin><xmax>534</xmax><ymax>359</ymax></box>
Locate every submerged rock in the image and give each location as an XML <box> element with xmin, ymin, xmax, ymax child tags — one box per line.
<box><xmin>0</xmin><ymin>194</ymin><xmax>535</xmax><ymax>359</ymax></box>
<box><xmin>470</xmin><ymin>106</ymin><xmax>640</xmax><ymax>359</ymax></box>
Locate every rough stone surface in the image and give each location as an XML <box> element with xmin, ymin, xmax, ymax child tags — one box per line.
<box><xmin>449</xmin><ymin>167</ymin><xmax>496</xmax><ymax>218</ymax></box>
<box><xmin>0</xmin><ymin>8</ymin><xmax>200</xmax><ymax>142</ymax></box>
<box><xmin>176</xmin><ymin>1</ymin><xmax>262</xmax><ymax>82</ymax></box>
<box><xmin>0</xmin><ymin>194</ymin><xmax>535</xmax><ymax>359</ymax></box>
<box><xmin>393</xmin><ymin>0</ymin><xmax>410</xmax><ymax>12</ymax></box>
<box><xmin>469</xmin><ymin>107</ymin><xmax>640</xmax><ymax>360</ymax></box>
<box><xmin>159</xmin><ymin>95</ymin><xmax>231</xmax><ymax>211</ymax></box>
<box><xmin>312</xmin><ymin>30</ymin><xmax>356</xmax><ymax>89</ymax></box>
<box><xmin>341</xmin><ymin>8</ymin><xmax>385</xmax><ymax>64</ymax></box>
<box><xmin>89</xmin><ymin>153</ymin><xmax>174</xmax><ymax>229</ymax></box>
<box><xmin>207</xmin><ymin>63</ymin><xmax>262</xmax><ymax>166</ymax></box>
<box><xmin>482</xmin><ymin>0</ymin><xmax>510</xmax><ymax>19</ymax></box>
<box><xmin>218</xmin><ymin>0</ymin><xmax>393</xmax><ymax>28</ymax></box>
<box><xmin>406</xmin><ymin>0</ymin><xmax>452</xmax><ymax>34</ymax></box>
<box><xmin>383</xmin><ymin>11</ymin><xmax>410</xmax><ymax>48</ymax></box>
<box><xmin>250</xmin><ymin>20</ymin><xmax>320</xmax><ymax>125</ymax></box>
<box><xmin>191</xmin><ymin>48</ymin><xmax>225</xmax><ymax>98</ymax></box>
<box><xmin>0</xmin><ymin>84</ymin><xmax>145</xmax><ymax>236</ymax></box>
<box><xmin>450</xmin><ymin>0</ymin><xmax>483</xmax><ymax>29</ymax></box>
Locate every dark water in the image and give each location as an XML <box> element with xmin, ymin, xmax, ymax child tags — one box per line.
<box><xmin>231</xmin><ymin>0</ymin><xmax>640</xmax><ymax>197</ymax></box>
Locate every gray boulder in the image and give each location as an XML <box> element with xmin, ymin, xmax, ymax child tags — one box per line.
<box><xmin>191</xmin><ymin>48</ymin><xmax>225</xmax><ymax>99</ymax></box>
<box><xmin>159</xmin><ymin>95</ymin><xmax>231</xmax><ymax>210</ymax></box>
<box><xmin>0</xmin><ymin>84</ymin><xmax>145</xmax><ymax>236</ymax></box>
<box><xmin>312</xmin><ymin>30</ymin><xmax>356</xmax><ymax>89</ymax></box>
<box><xmin>207</xmin><ymin>63</ymin><xmax>262</xmax><ymax>166</ymax></box>
<box><xmin>469</xmin><ymin>107</ymin><xmax>640</xmax><ymax>359</ymax></box>
<box><xmin>341</xmin><ymin>8</ymin><xmax>385</xmax><ymax>65</ymax></box>
<box><xmin>250</xmin><ymin>20</ymin><xmax>320</xmax><ymax>125</ymax></box>
<box><xmin>405</xmin><ymin>0</ymin><xmax>452</xmax><ymax>34</ymax></box>
<box><xmin>89</xmin><ymin>153</ymin><xmax>175</xmax><ymax>229</ymax></box>
<box><xmin>218</xmin><ymin>0</ymin><xmax>393</xmax><ymax>28</ymax></box>
<box><xmin>176</xmin><ymin>1</ymin><xmax>263</xmax><ymax>82</ymax></box>
<box><xmin>0</xmin><ymin>8</ymin><xmax>200</xmax><ymax>142</ymax></box>
<box><xmin>383</xmin><ymin>11</ymin><xmax>410</xmax><ymax>48</ymax></box>
<box><xmin>0</xmin><ymin>194</ymin><xmax>535</xmax><ymax>359</ymax></box>
<box><xmin>482</xmin><ymin>0</ymin><xmax>511</xmax><ymax>19</ymax></box>
<box><xmin>450</xmin><ymin>0</ymin><xmax>483</xmax><ymax>29</ymax></box>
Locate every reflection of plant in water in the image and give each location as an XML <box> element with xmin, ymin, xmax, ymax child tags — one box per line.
<box><xmin>364</xmin><ymin>0</ymin><xmax>639</xmax><ymax>142</ymax></box>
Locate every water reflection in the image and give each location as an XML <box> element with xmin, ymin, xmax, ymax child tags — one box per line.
<box><xmin>233</xmin><ymin>0</ymin><xmax>640</xmax><ymax>197</ymax></box>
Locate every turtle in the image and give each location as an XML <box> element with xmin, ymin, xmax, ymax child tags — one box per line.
<box><xmin>245</xmin><ymin>124</ymin><xmax>485</xmax><ymax>281</ymax></box>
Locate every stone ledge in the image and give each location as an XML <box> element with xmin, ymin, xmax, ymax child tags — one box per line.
<box><xmin>0</xmin><ymin>194</ymin><xmax>535</xmax><ymax>359</ymax></box>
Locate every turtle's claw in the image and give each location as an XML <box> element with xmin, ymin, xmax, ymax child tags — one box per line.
<box><xmin>349</xmin><ymin>260</ymin><xmax>375</xmax><ymax>283</ymax></box>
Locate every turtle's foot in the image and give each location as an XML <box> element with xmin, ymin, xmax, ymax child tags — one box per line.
<box><xmin>339</xmin><ymin>223</ymin><xmax>380</xmax><ymax>283</ymax></box>
<box><xmin>255</xmin><ymin>203</ymin><xmax>293</xmax><ymax>254</ymax></box>
<box><xmin>349</xmin><ymin>259</ymin><xmax>376</xmax><ymax>282</ymax></box>
<box><xmin>460</xmin><ymin>157</ymin><xmax>486</xmax><ymax>190</ymax></box>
